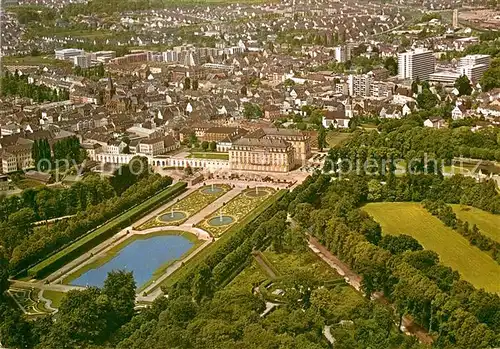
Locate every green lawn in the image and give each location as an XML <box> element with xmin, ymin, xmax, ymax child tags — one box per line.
<box><xmin>326</xmin><ymin>132</ymin><xmax>351</xmax><ymax>147</ymax></box>
<box><xmin>15</xmin><ymin>179</ymin><xmax>45</xmax><ymax>190</ymax></box>
<box><xmin>41</xmin><ymin>290</ymin><xmax>65</xmax><ymax>309</ymax></box>
<box><xmin>63</xmin><ymin>230</ymin><xmax>201</xmax><ymax>292</ymax></box>
<box><xmin>3</xmin><ymin>55</ymin><xmax>71</xmax><ymax>69</ymax></box>
<box><xmin>188</xmin><ymin>152</ymin><xmax>229</xmax><ymax>160</ymax></box>
<box><xmin>451</xmin><ymin>205</ymin><xmax>500</xmax><ymax>243</ymax></box>
<box><xmin>364</xmin><ymin>202</ymin><xmax>500</xmax><ymax>293</ymax></box>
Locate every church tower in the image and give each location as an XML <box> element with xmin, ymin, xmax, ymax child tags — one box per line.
<box><xmin>105</xmin><ymin>76</ymin><xmax>116</xmax><ymax>103</ymax></box>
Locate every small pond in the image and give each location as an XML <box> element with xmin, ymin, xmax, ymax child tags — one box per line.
<box><xmin>200</xmin><ymin>186</ymin><xmax>224</xmax><ymax>195</ymax></box>
<box><xmin>70</xmin><ymin>235</ymin><xmax>193</xmax><ymax>288</ymax></box>
<box><xmin>208</xmin><ymin>215</ymin><xmax>234</xmax><ymax>226</ymax></box>
<box><xmin>158</xmin><ymin>211</ymin><xmax>187</xmax><ymax>222</ymax></box>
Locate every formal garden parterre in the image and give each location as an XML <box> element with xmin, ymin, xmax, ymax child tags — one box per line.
<box><xmin>136</xmin><ymin>184</ymin><xmax>231</xmax><ymax>230</ymax></box>
<box><xmin>197</xmin><ymin>187</ymin><xmax>275</xmax><ymax>237</ymax></box>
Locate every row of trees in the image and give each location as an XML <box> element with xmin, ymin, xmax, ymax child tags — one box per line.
<box><xmin>329</xmin><ymin>118</ymin><xmax>500</xmax><ymax>165</ymax></box>
<box><xmin>1</xmin><ymin>71</ymin><xmax>69</xmax><ymax>102</ymax></box>
<box><xmin>291</xmin><ymin>174</ymin><xmax>500</xmax><ymax>348</ymax></box>
<box><xmin>32</xmin><ymin>136</ymin><xmax>85</xmax><ymax>171</ymax></box>
<box><xmin>423</xmin><ymin>200</ymin><xmax>500</xmax><ymax>264</ymax></box>
<box><xmin>8</xmin><ymin>174</ymin><xmax>172</xmax><ymax>273</ymax></box>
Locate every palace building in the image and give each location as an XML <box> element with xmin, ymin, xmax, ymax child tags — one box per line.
<box><xmin>244</xmin><ymin>128</ymin><xmax>311</xmax><ymax>167</ymax></box>
<box><xmin>229</xmin><ymin>138</ymin><xmax>295</xmax><ymax>173</ymax></box>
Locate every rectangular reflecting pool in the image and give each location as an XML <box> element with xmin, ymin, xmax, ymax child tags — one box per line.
<box><xmin>70</xmin><ymin>234</ymin><xmax>193</xmax><ymax>288</ymax></box>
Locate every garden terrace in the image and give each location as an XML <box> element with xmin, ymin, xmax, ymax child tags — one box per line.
<box><xmin>197</xmin><ymin>187</ymin><xmax>275</xmax><ymax>237</ymax></box>
<box><xmin>136</xmin><ymin>184</ymin><xmax>231</xmax><ymax>230</ymax></box>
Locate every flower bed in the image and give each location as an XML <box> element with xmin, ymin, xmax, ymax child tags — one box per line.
<box><xmin>137</xmin><ymin>184</ymin><xmax>231</xmax><ymax>230</ymax></box>
<box><xmin>198</xmin><ymin>188</ymin><xmax>275</xmax><ymax>237</ymax></box>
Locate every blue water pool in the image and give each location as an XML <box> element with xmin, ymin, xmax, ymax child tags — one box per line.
<box><xmin>70</xmin><ymin>235</ymin><xmax>193</xmax><ymax>288</ymax></box>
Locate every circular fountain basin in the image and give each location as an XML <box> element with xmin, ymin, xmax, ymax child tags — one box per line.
<box><xmin>245</xmin><ymin>188</ymin><xmax>269</xmax><ymax>197</ymax></box>
<box><xmin>158</xmin><ymin>211</ymin><xmax>187</xmax><ymax>222</ymax></box>
<box><xmin>208</xmin><ymin>215</ymin><xmax>234</xmax><ymax>226</ymax></box>
<box><xmin>201</xmin><ymin>186</ymin><xmax>224</xmax><ymax>195</ymax></box>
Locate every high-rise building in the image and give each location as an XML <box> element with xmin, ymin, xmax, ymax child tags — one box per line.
<box><xmin>73</xmin><ymin>54</ymin><xmax>91</xmax><ymax>68</ymax></box>
<box><xmin>453</xmin><ymin>9</ymin><xmax>459</xmax><ymax>29</ymax></box>
<box><xmin>334</xmin><ymin>45</ymin><xmax>350</xmax><ymax>63</ymax></box>
<box><xmin>457</xmin><ymin>54</ymin><xmax>490</xmax><ymax>83</ymax></box>
<box><xmin>398</xmin><ymin>48</ymin><xmax>436</xmax><ymax>81</ymax></box>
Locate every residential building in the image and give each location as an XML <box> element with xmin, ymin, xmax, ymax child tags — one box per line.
<box><xmin>334</xmin><ymin>45</ymin><xmax>350</xmax><ymax>63</ymax></box>
<box><xmin>74</xmin><ymin>54</ymin><xmax>92</xmax><ymax>68</ymax></box>
<box><xmin>424</xmin><ymin>117</ymin><xmax>446</xmax><ymax>128</ymax></box>
<box><xmin>138</xmin><ymin>138</ymin><xmax>165</xmax><ymax>156</ymax></box>
<box><xmin>398</xmin><ymin>48</ymin><xmax>436</xmax><ymax>81</ymax></box>
<box><xmin>457</xmin><ymin>55</ymin><xmax>490</xmax><ymax>83</ymax></box>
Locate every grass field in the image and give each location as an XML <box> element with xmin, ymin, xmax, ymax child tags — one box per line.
<box><xmin>451</xmin><ymin>205</ymin><xmax>500</xmax><ymax>243</ymax></box>
<box><xmin>63</xmin><ymin>230</ymin><xmax>201</xmax><ymax>291</ymax></box>
<box><xmin>364</xmin><ymin>202</ymin><xmax>500</xmax><ymax>293</ymax></box>
<box><xmin>188</xmin><ymin>152</ymin><xmax>229</xmax><ymax>160</ymax></box>
<box><xmin>326</xmin><ymin>131</ymin><xmax>351</xmax><ymax>147</ymax></box>
<box><xmin>42</xmin><ymin>290</ymin><xmax>65</xmax><ymax>309</ymax></box>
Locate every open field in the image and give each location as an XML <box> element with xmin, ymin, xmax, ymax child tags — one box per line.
<box><xmin>137</xmin><ymin>184</ymin><xmax>231</xmax><ymax>230</ymax></box>
<box><xmin>188</xmin><ymin>152</ymin><xmax>229</xmax><ymax>160</ymax></box>
<box><xmin>197</xmin><ymin>187</ymin><xmax>275</xmax><ymax>237</ymax></box>
<box><xmin>326</xmin><ymin>131</ymin><xmax>351</xmax><ymax>147</ymax></box>
<box><xmin>160</xmin><ymin>190</ymin><xmax>286</xmax><ymax>290</ymax></box>
<box><xmin>27</xmin><ymin>182</ymin><xmax>187</xmax><ymax>278</ymax></box>
<box><xmin>62</xmin><ymin>230</ymin><xmax>201</xmax><ymax>292</ymax></box>
<box><xmin>451</xmin><ymin>205</ymin><xmax>500</xmax><ymax>243</ymax></box>
<box><xmin>2</xmin><ymin>55</ymin><xmax>72</xmax><ymax>69</ymax></box>
<box><xmin>364</xmin><ymin>202</ymin><xmax>500</xmax><ymax>293</ymax></box>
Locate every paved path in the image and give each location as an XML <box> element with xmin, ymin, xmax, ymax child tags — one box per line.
<box><xmin>11</xmin><ymin>280</ymin><xmax>85</xmax><ymax>293</ymax></box>
<box><xmin>308</xmin><ymin>236</ymin><xmax>433</xmax><ymax>345</ymax></box>
<box><xmin>38</xmin><ymin>289</ymin><xmax>58</xmax><ymax>314</ymax></box>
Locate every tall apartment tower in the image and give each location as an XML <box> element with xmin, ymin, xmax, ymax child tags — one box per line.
<box><xmin>457</xmin><ymin>54</ymin><xmax>491</xmax><ymax>82</ymax></box>
<box><xmin>453</xmin><ymin>9</ymin><xmax>458</xmax><ymax>29</ymax></box>
<box><xmin>398</xmin><ymin>48</ymin><xmax>436</xmax><ymax>81</ymax></box>
<box><xmin>334</xmin><ymin>45</ymin><xmax>351</xmax><ymax>63</ymax></box>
